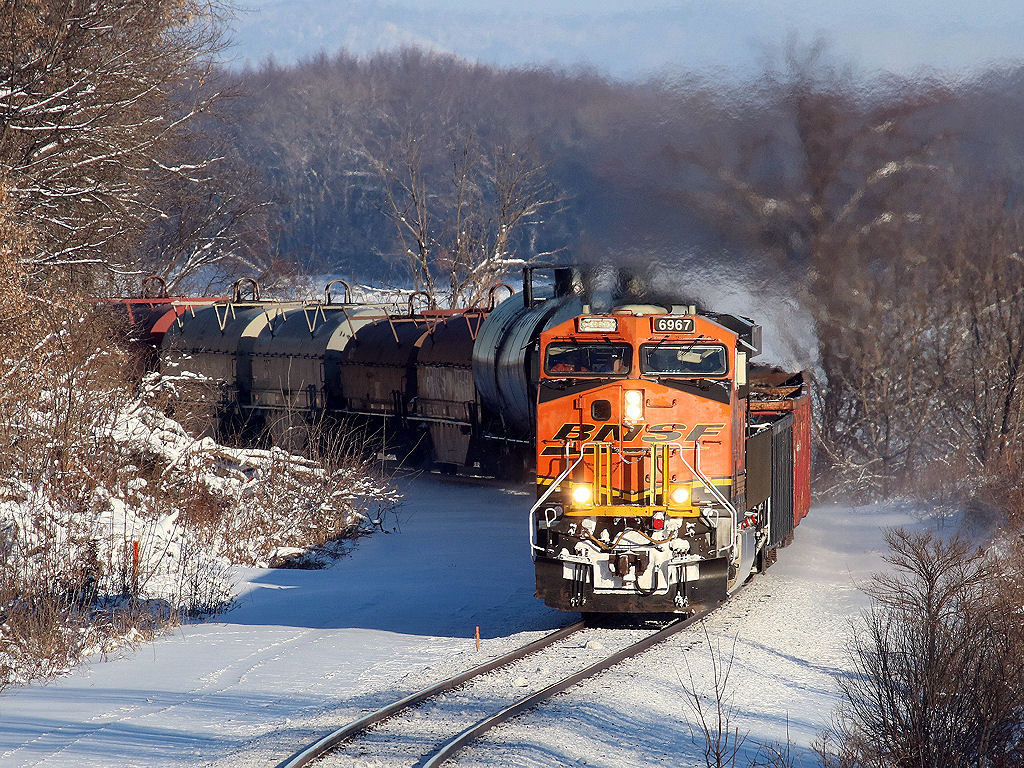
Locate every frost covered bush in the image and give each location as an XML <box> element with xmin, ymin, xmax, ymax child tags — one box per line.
<box><xmin>1</xmin><ymin>360</ymin><xmax>400</xmax><ymax>689</ymax></box>
<box><xmin>0</xmin><ymin>261</ymin><xmax>227</xmax><ymax>685</ymax></box>
<box><xmin>113</xmin><ymin>381</ymin><xmax>402</xmax><ymax>567</ymax></box>
<box><xmin>824</xmin><ymin>530</ymin><xmax>1024</xmax><ymax>768</ymax></box>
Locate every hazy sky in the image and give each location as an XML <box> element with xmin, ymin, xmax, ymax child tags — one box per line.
<box><xmin>226</xmin><ymin>0</ymin><xmax>1024</xmax><ymax>80</ymax></box>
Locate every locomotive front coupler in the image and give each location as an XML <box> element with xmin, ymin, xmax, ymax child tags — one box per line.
<box><xmin>608</xmin><ymin>551</ymin><xmax>651</xmax><ymax>577</ymax></box>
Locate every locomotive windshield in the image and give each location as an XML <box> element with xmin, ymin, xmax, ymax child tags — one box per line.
<box><xmin>641</xmin><ymin>343</ymin><xmax>728</xmax><ymax>376</ymax></box>
<box><xmin>545</xmin><ymin>343</ymin><xmax>632</xmax><ymax>375</ymax></box>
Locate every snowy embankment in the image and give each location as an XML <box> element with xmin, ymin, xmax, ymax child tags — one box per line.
<box><xmin>0</xmin><ymin>477</ymin><xmax>920</xmax><ymax>768</ymax></box>
<box><xmin>0</xmin><ymin>374</ymin><xmax>398</xmax><ymax>689</ymax></box>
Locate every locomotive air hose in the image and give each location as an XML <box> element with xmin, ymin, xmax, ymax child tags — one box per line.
<box><xmin>585</xmin><ymin>529</ymin><xmax>674</xmax><ymax>551</ymax></box>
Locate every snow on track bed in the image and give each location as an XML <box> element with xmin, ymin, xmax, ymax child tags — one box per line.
<box><xmin>455</xmin><ymin>580</ymin><xmax>779</xmax><ymax>767</ymax></box>
<box><xmin>314</xmin><ymin>624</ymin><xmax>658</xmax><ymax>767</ymax></box>
<box><xmin>454</xmin><ymin>505</ymin><xmax>921</xmax><ymax>768</ymax></box>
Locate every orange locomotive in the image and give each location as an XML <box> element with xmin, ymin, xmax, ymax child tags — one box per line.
<box><xmin>530</xmin><ymin>304</ymin><xmax>810</xmax><ymax>613</ymax></box>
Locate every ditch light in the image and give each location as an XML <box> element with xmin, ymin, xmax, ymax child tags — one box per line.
<box><xmin>571</xmin><ymin>484</ymin><xmax>593</xmax><ymax>506</ymax></box>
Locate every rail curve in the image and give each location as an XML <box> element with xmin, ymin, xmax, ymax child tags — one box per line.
<box><xmin>275</xmin><ymin>605</ymin><xmax>718</xmax><ymax>768</ymax></box>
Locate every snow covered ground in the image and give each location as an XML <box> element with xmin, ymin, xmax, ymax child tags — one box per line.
<box><xmin>0</xmin><ymin>476</ymin><xmax>921</xmax><ymax>767</ymax></box>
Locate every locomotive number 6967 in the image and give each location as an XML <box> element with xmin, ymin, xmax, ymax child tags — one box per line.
<box><xmin>652</xmin><ymin>317</ymin><xmax>694</xmax><ymax>333</ymax></box>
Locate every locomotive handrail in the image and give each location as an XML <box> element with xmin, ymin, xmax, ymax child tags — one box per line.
<box><xmin>324</xmin><ymin>279</ymin><xmax>351</xmax><ymax>305</ymax></box>
<box><xmin>646</xmin><ymin>440</ymin><xmax>737</xmax><ymax>558</ymax></box>
<box><xmin>530</xmin><ymin>440</ymin><xmax>739</xmax><ymax>560</ymax></box>
<box><xmin>529</xmin><ymin>442</ymin><xmax>591</xmax><ymax>558</ymax></box>
<box><xmin>689</xmin><ymin>441</ymin><xmax>738</xmax><ymax>556</ymax></box>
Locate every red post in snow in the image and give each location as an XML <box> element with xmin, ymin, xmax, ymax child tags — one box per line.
<box><xmin>132</xmin><ymin>540</ymin><xmax>140</xmax><ymax>596</ymax></box>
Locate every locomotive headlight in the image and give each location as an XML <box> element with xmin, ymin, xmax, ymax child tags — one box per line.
<box><xmin>571</xmin><ymin>485</ymin><xmax>593</xmax><ymax>506</ymax></box>
<box><xmin>623</xmin><ymin>390</ymin><xmax>644</xmax><ymax>422</ymax></box>
<box><xmin>669</xmin><ymin>485</ymin><xmax>691</xmax><ymax>507</ymax></box>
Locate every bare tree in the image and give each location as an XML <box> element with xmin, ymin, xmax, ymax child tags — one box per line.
<box><xmin>365</xmin><ymin>126</ymin><xmax>563</xmax><ymax>307</ymax></box>
<box><xmin>680</xmin><ymin>624</ymin><xmax>749</xmax><ymax>768</ymax></box>
<box><xmin>137</xmin><ymin>128</ymin><xmax>274</xmax><ymax>293</ymax></box>
<box><xmin>936</xmin><ymin>198</ymin><xmax>1024</xmax><ymax>471</ymax></box>
<box><xmin>659</xmin><ymin>42</ymin><xmax>958</xmax><ymax>498</ymax></box>
<box><xmin>0</xmin><ymin>0</ymin><xmax>265</xmax><ymax>288</ymax></box>
<box><xmin>828</xmin><ymin>529</ymin><xmax>1024</xmax><ymax>768</ymax></box>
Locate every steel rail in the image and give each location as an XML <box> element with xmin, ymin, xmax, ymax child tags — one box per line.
<box><xmin>419</xmin><ymin>609</ymin><xmax>709</xmax><ymax>768</ymax></box>
<box><xmin>275</xmin><ymin>620</ymin><xmax>586</xmax><ymax>768</ymax></box>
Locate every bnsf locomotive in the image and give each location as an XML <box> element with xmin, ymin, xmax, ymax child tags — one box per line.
<box><xmin>529</xmin><ymin>304</ymin><xmax>809</xmax><ymax>614</ymax></box>
<box><xmin>105</xmin><ymin>266</ymin><xmax>809</xmax><ymax>615</ymax></box>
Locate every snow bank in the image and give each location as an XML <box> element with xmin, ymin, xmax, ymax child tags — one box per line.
<box><xmin>0</xmin><ymin>372</ymin><xmax>400</xmax><ymax>689</ymax></box>
<box><xmin>106</xmin><ymin>382</ymin><xmax>401</xmax><ymax>567</ymax></box>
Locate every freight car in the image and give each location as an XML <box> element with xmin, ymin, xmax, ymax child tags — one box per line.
<box><xmin>156</xmin><ymin>280</ymin><xmax>520</xmax><ymax>467</ymax></box>
<box><xmin>143</xmin><ymin>266</ymin><xmax>809</xmax><ymax>614</ymax></box>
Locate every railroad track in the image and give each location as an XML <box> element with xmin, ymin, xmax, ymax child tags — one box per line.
<box><xmin>275</xmin><ymin>607</ymin><xmax>714</xmax><ymax>768</ymax></box>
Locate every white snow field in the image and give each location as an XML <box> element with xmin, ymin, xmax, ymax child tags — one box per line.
<box><xmin>0</xmin><ymin>476</ymin><xmax>919</xmax><ymax>767</ymax></box>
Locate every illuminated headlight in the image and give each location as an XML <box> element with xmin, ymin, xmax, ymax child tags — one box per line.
<box><xmin>669</xmin><ymin>485</ymin><xmax>690</xmax><ymax>507</ymax></box>
<box><xmin>623</xmin><ymin>390</ymin><xmax>644</xmax><ymax>422</ymax></box>
<box><xmin>571</xmin><ymin>485</ymin><xmax>593</xmax><ymax>506</ymax></box>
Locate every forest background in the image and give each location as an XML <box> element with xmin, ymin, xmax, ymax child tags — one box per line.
<box><xmin>5</xmin><ymin>0</ymin><xmax>1024</xmax><ymax>543</ymax></box>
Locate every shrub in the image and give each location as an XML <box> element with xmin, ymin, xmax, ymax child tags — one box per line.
<box><xmin>826</xmin><ymin>529</ymin><xmax>1024</xmax><ymax>768</ymax></box>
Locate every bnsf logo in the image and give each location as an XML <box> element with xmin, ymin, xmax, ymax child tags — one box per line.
<box><xmin>548</xmin><ymin>422</ymin><xmax>724</xmax><ymax>445</ymax></box>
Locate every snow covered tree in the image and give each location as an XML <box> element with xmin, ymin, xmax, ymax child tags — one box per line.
<box><xmin>0</xmin><ymin>0</ymin><xmax>268</xmax><ymax>289</ymax></box>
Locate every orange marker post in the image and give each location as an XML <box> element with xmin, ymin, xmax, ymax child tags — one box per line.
<box><xmin>132</xmin><ymin>540</ymin><xmax>140</xmax><ymax>596</ymax></box>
